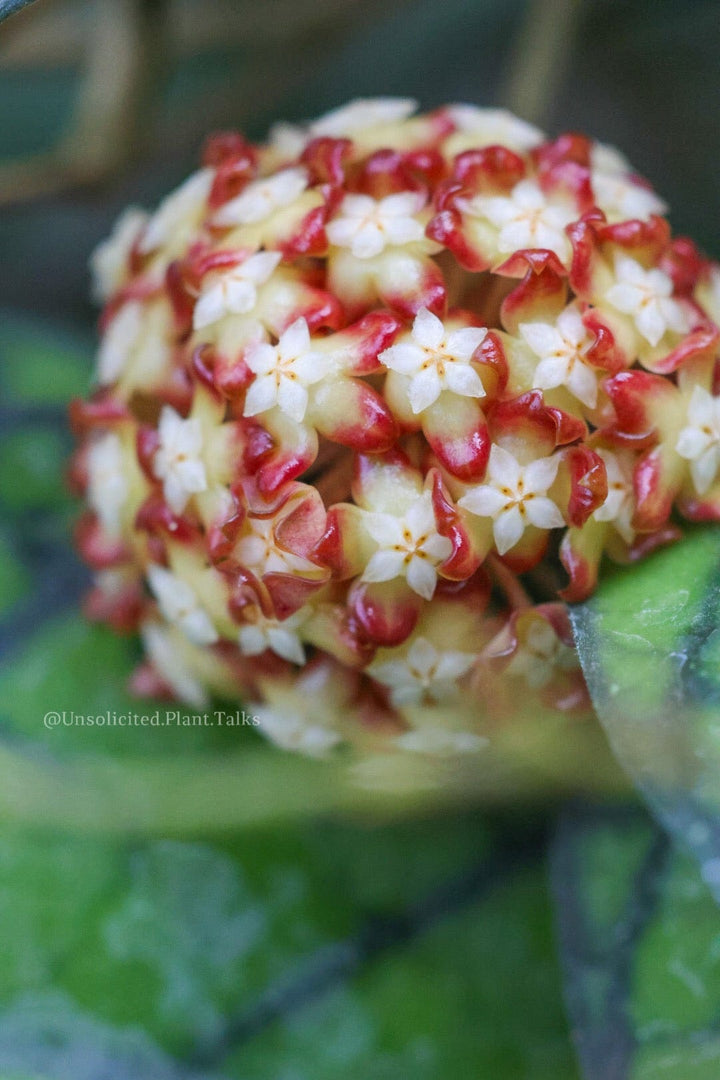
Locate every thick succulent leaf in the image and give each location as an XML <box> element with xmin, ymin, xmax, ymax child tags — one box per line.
<box><xmin>0</xmin><ymin>817</ymin><xmax>578</xmax><ymax>1079</ymax></box>
<box><xmin>218</xmin><ymin>853</ymin><xmax>577</xmax><ymax>1080</ymax></box>
<box><xmin>552</xmin><ymin>803</ymin><xmax>720</xmax><ymax>1080</ymax></box>
<box><xmin>571</xmin><ymin>528</ymin><xmax>720</xmax><ymax>893</ymax></box>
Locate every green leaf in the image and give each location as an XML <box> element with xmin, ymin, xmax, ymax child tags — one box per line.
<box><xmin>552</xmin><ymin>803</ymin><xmax>720</xmax><ymax>1080</ymax></box>
<box><xmin>221</xmin><ymin>851</ymin><xmax>577</xmax><ymax>1080</ymax></box>
<box><xmin>0</xmin><ymin>819</ymin><xmax>577</xmax><ymax>1079</ymax></box>
<box><xmin>571</xmin><ymin>527</ymin><xmax>720</xmax><ymax>886</ymax></box>
<box><xmin>0</xmin><ymin>532</ymin><xmax>30</xmax><ymax>615</ymax></box>
<box><xmin>0</xmin><ymin>428</ymin><xmax>72</xmax><ymax>513</ymax></box>
<box><xmin>0</xmin><ymin>314</ymin><xmax>91</xmax><ymax>405</ymax></box>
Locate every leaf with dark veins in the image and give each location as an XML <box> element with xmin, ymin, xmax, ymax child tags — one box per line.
<box><xmin>571</xmin><ymin>528</ymin><xmax>720</xmax><ymax>895</ymax></box>
<box><xmin>552</xmin><ymin>803</ymin><xmax>720</xmax><ymax>1080</ymax></box>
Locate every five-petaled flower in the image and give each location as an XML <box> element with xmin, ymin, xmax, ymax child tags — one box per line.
<box><xmin>243</xmin><ymin>317</ymin><xmax>332</xmax><ymax>424</ymax></box>
<box><xmin>592</xmin><ymin>448</ymin><xmax>636</xmax><ymax>543</ymax></box>
<box><xmin>362</xmin><ymin>491</ymin><xmax>452</xmax><ymax>600</ymax></box>
<box><xmin>213</xmin><ymin>167</ymin><xmax>309</xmax><ymax>227</ymax></box>
<box><xmin>311</xmin><ymin>97</ymin><xmax>418</xmax><ymax>138</ymax></box>
<box><xmin>86</xmin><ymin>433</ymin><xmax>129</xmax><ymax>535</ymax></box>
<box><xmin>152</xmin><ymin>406</ymin><xmax>208</xmax><ymax>515</ymax></box>
<box><xmin>459</xmin><ymin>445</ymin><xmax>563</xmax><ymax>555</ymax></box>
<box><xmin>369</xmin><ymin>635</ymin><xmax>476</xmax><ymax>706</ymax></box>
<box><xmin>604</xmin><ymin>253</ymin><xmax>690</xmax><ymax>347</ymax></box>
<box><xmin>458</xmin><ymin>179</ymin><xmax>576</xmax><ymax>264</ymax></box>
<box><xmin>505</xmin><ymin>616</ymin><xmax>578</xmax><ymax>688</ymax></box>
<box><xmin>96</xmin><ymin>301</ymin><xmax>144</xmax><ymax>385</ymax></box>
<box><xmin>237</xmin><ymin>609</ymin><xmax>308</xmax><ymax>664</ymax></box>
<box><xmin>234</xmin><ymin>510</ymin><xmax>321</xmax><ymax>579</ymax></box>
<box><xmin>90</xmin><ymin>206</ymin><xmax>148</xmax><ymax>302</ymax></box>
<box><xmin>519</xmin><ymin>303</ymin><xmax>599</xmax><ymax>409</ymax></box>
<box><xmin>139</xmin><ymin>168</ymin><xmax>214</xmax><ymax>255</ymax></box>
<box><xmin>380</xmin><ymin>307</ymin><xmax>487</xmax><ymax>414</ymax></box>
<box><xmin>147</xmin><ymin>564</ymin><xmax>218</xmax><ymax>646</ymax></box>
<box><xmin>445</xmin><ymin>105</ymin><xmax>543</xmax><ymax>153</ymax></box>
<box><xmin>676</xmin><ymin>385</ymin><xmax>720</xmax><ymax>495</ymax></box>
<box><xmin>591</xmin><ymin>169</ymin><xmax>667</xmax><ymax>224</ymax></box>
<box><xmin>327</xmin><ymin>191</ymin><xmax>427</xmax><ymax>259</ymax></box>
<box><xmin>193</xmin><ymin>251</ymin><xmax>283</xmax><ymax>329</ymax></box>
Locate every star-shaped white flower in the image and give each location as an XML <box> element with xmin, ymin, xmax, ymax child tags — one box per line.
<box><xmin>326</xmin><ymin>191</ymin><xmax>426</xmax><ymax>259</ymax></box>
<box><xmin>676</xmin><ymin>385</ymin><xmax>720</xmax><ymax>494</ymax></box>
<box><xmin>380</xmin><ymin>307</ymin><xmax>487</xmax><ymax>414</ymax></box>
<box><xmin>89</xmin><ymin>206</ymin><xmax>148</xmax><ymax>302</ymax></box>
<box><xmin>140</xmin><ymin>621</ymin><xmax>208</xmax><ymax>707</ymax></box>
<box><xmin>699</xmin><ymin>266</ymin><xmax>720</xmax><ymax>325</ymax></box>
<box><xmin>237</xmin><ymin>609</ymin><xmax>308</xmax><ymax>665</ymax></box>
<box><xmin>138</xmin><ymin>168</ymin><xmax>214</xmax><ymax>254</ymax></box>
<box><xmin>243</xmin><ymin>317</ymin><xmax>331</xmax><ymax>424</ymax></box>
<box><xmin>459</xmin><ymin>178</ymin><xmax>575</xmax><ymax>263</ymax></box>
<box><xmin>86</xmin><ymin>433</ymin><xmax>129</xmax><ymax>535</ymax></box>
<box><xmin>252</xmin><ymin>703</ymin><xmax>342</xmax><ymax>757</ymax></box>
<box><xmin>394</xmin><ymin>727</ymin><xmax>487</xmax><ymax>755</ymax></box>
<box><xmin>310</xmin><ymin>97</ymin><xmax>417</xmax><ymax>137</ymax></box>
<box><xmin>152</xmin><ymin>405</ymin><xmax>208</xmax><ymax>515</ymax></box>
<box><xmin>213</xmin><ymin>167</ymin><xmax>309</xmax><ymax>227</ymax></box>
<box><xmin>447</xmin><ymin>105</ymin><xmax>544</xmax><ymax>151</ymax></box>
<box><xmin>589</xmin><ymin>142</ymin><xmax>669</xmax><ymax>223</ymax></box>
<box><xmin>193</xmin><ymin>251</ymin><xmax>282</xmax><ymax>330</ymax></box>
<box><xmin>506</xmin><ymin>619</ymin><xmax>577</xmax><ymax>688</ymax></box>
<box><xmin>590</xmin><ymin>143</ymin><xmax>631</xmax><ymax>176</ymax></box>
<box><xmin>459</xmin><ymin>444</ymin><xmax>564</xmax><ymax>555</ymax></box>
<box><xmin>592</xmin><ymin>449</ymin><xmax>636</xmax><ymax>543</ymax></box>
<box><xmin>235</xmin><ymin>515</ymin><xmax>320</xmax><ymax>578</ymax></box>
<box><xmin>370</xmin><ymin>636</ymin><xmax>476</xmax><ymax>707</ymax></box>
<box><xmin>95</xmin><ymin>301</ymin><xmax>144</xmax><ymax>385</ymax></box>
<box><xmin>591</xmin><ymin>171</ymin><xmax>667</xmax><ymax>223</ymax></box>
<box><xmin>604</xmin><ymin>253</ymin><xmax>691</xmax><ymax>347</ymax></box>
<box><xmin>267</xmin><ymin>99</ymin><xmax>418</xmax><ymax>161</ymax></box>
<box><xmin>267</xmin><ymin>121</ymin><xmax>308</xmax><ymax>161</ymax></box>
<box><xmin>362</xmin><ymin>492</ymin><xmax>452</xmax><ymax>600</ymax></box>
<box><xmin>146</xmin><ymin>564</ymin><xmax>218</xmax><ymax>646</ymax></box>
<box><xmin>519</xmin><ymin>303</ymin><xmax>598</xmax><ymax>408</ymax></box>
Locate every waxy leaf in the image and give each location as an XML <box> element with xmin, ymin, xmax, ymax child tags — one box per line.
<box><xmin>0</xmin><ymin>817</ymin><xmax>577</xmax><ymax>1079</ymax></box>
<box><xmin>552</xmin><ymin>803</ymin><xmax>720</xmax><ymax>1080</ymax></box>
<box><xmin>571</xmin><ymin>528</ymin><xmax>720</xmax><ymax>894</ymax></box>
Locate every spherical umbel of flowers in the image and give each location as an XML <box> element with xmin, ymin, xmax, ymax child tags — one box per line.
<box><xmin>72</xmin><ymin>99</ymin><xmax>720</xmax><ymax>762</ymax></box>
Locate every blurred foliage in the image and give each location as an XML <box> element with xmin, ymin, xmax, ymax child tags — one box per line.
<box><xmin>0</xmin><ymin>813</ymin><xmax>579</xmax><ymax>1078</ymax></box>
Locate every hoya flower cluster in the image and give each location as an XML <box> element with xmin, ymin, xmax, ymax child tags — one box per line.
<box><xmin>72</xmin><ymin>99</ymin><xmax>720</xmax><ymax>760</ymax></box>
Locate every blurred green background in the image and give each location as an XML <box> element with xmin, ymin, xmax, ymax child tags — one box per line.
<box><xmin>2</xmin><ymin>1</ymin><xmax>720</xmax><ymax>1077</ymax></box>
